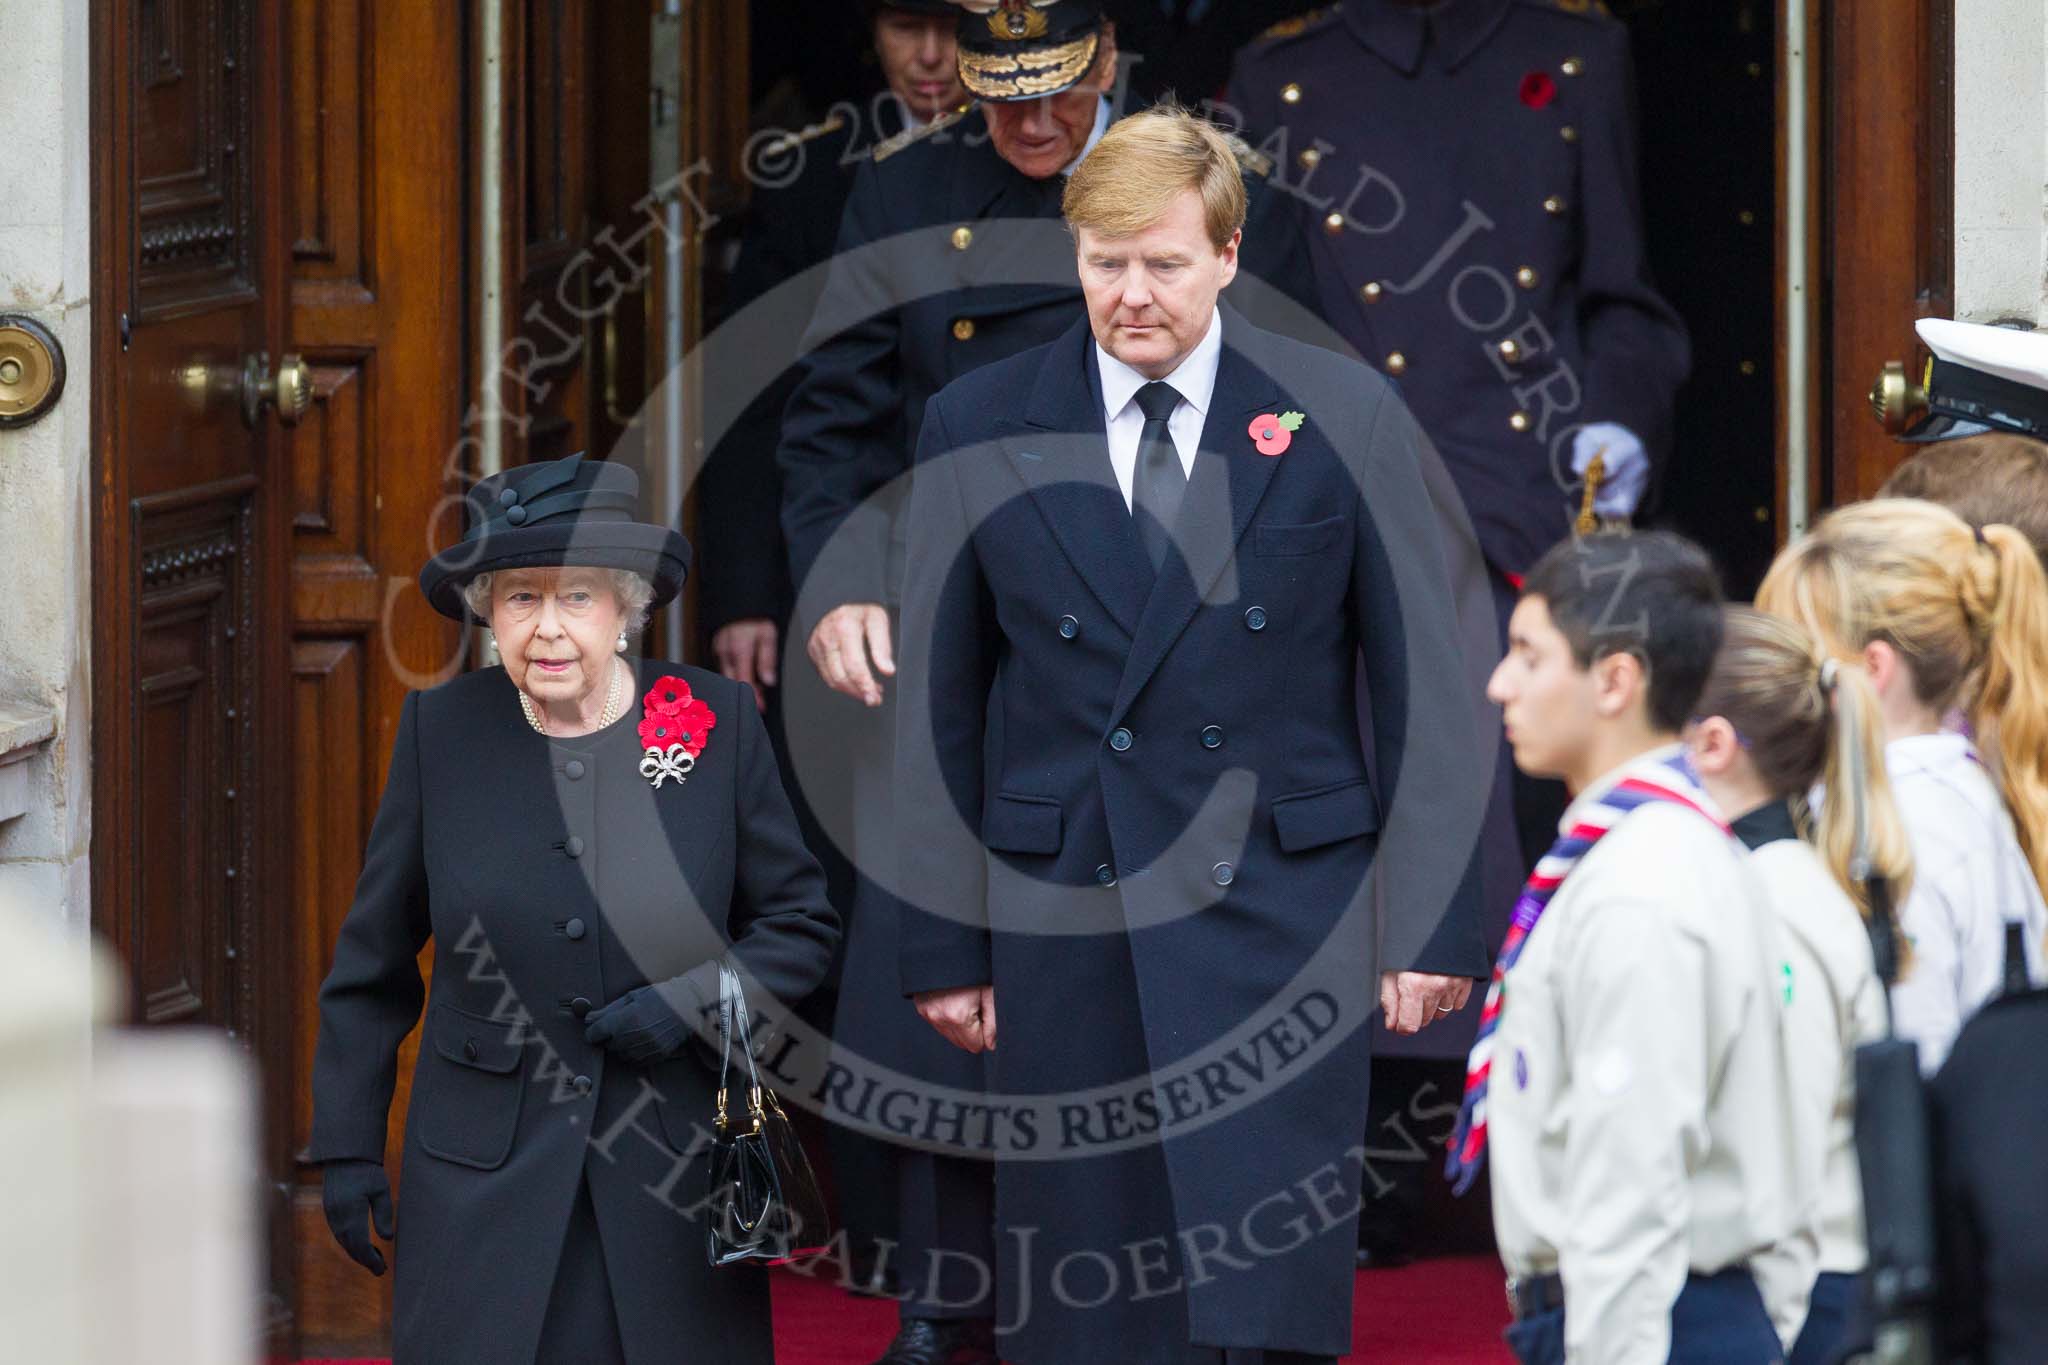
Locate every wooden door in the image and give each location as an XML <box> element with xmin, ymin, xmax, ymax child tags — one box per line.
<box><xmin>90</xmin><ymin>0</ymin><xmax>299</xmax><ymax>1341</ymax></box>
<box><xmin>1809</xmin><ymin>0</ymin><xmax>1953</xmax><ymax>507</ymax></box>
<box><xmin>282</xmin><ymin>0</ymin><xmax>465</xmax><ymax>1352</ymax></box>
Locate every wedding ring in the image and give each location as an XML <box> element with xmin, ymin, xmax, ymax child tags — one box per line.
<box><xmin>1435</xmin><ymin>1005</ymin><xmax>1455</xmax><ymax>1013</ymax></box>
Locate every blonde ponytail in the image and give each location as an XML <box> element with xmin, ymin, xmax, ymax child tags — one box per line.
<box><xmin>1963</xmin><ymin>523</ymin><xmax>2048</xmax><ymax>905</ymax></box>
<box><xmin>1696</xmin><ymin>609</ymin><xmax>1913</xmax><ymax>952</ymax></box>
<box><xmin>1812</xmin><ymin>654</ymin><xmax>1916</xmax><ymax>945</ymax></box>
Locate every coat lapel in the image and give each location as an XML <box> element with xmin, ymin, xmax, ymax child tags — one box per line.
<box><xmin>1005</xmin><ymin>320</ymin><xmax>1154</xmax><ymax>637</ymax></box>
<box><xmin>1110</xmin><ymin>312</ymin><xmax>1285</xmax><ymax>724</ymax></box>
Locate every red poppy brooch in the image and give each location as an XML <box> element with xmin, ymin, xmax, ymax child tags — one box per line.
<box><xmin>1249</xmin><ymin>411</ymin><xmax>1305</xmax><ymax>457</ymax></box>
<box><xmin>637</xmin><ymin>676</ymin><xmax>716</xmax><ymax>788</ymax></box>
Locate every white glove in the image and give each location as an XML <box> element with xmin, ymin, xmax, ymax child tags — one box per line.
<box><xmin>1571</xmin><ymin>423</ymin><xmax>1648</xmax><ymax>519</ymax></box>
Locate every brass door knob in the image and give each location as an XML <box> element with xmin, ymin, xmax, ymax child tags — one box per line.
<box><xmin>1870</xmin><ymin>358</ymin><xmax>1928</xmax><ymax>435</ymax></box>
<box><xmin>237</xmin><ymin>352</ymin><xmax>313</xmax><ymax>427</ymax></box>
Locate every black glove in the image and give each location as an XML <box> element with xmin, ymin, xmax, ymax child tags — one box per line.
<box><xmin>583</xmin><ymin>978</ymin><xmax>701</xmax><ymax>1065</ymax></box>
<box><xmin>321</xmin><ymin>1158</ymin><xmax>395</xmax><ymax>1276</ymax></box>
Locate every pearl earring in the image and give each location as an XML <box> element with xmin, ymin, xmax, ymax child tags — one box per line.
<box><xmin>617</xmin><ymin>632</ymin><xmax>629</xmax><ymax>653</ymax></box>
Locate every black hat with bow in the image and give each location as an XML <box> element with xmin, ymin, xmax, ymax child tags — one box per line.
<box><xmin>418</xmin><ymin>453</ymin><xmax>692</xmax><ymax>623</ymax></box>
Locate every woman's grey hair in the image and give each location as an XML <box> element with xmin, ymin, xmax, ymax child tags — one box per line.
<box><xmin>462</xmin><ymin>569</ymin><xmax>655</xmax><ymax>638</ymax></box>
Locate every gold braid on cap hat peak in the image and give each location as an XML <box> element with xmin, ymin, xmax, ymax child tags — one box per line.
<box><xmin>959</xmin><ymin>33</ymin><xmax>1098</xmax><ymax>96</ymax></box>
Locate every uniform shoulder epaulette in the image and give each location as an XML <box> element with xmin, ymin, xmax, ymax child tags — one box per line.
<box><xmin>874</xmin><ymin>103</ymin><xmax>974</xmax><ymax>163</ymax></box>
<box><xmin>758</xmin><ymin>114</ymin><xmax>847</xmax><ymax>163</ymax></box>
<box><xmin>1221</xmin><ymin>130</ymin><xmax>1275</xmax><ymax>180</ymax></box>
<box><xmin>1516</xmin><ymin>0</ymin><xmax>1617</xmax><ymax>21</ymax></box>
<box><xmin>1249</xmin><ymin>4</ymin><xmax>1342</xmax><ymax>47</ymax></box>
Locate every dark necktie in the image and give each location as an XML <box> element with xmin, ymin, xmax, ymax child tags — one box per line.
<box><xmin>1131</xmin><ymin>380</ymin><xmax>1186</xmax><ymax>574</ymax></box>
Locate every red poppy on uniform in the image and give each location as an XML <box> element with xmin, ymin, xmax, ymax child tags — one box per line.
<box><xmin>1520</xmin><ymin>71</ymin><xmax>1557</xmax><ymax>109</ymax></box>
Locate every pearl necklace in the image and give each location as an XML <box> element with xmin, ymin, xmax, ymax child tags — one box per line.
<box><xmin>519</xmin><ymin>657</ymin><xmax>626</xmax><ymax>737</ymax></box>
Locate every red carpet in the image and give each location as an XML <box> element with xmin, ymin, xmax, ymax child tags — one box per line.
<box><xmin>303</xmin><ymin>1254</ymin><xmax>1512</xmax><ymax>1363</ymax></box>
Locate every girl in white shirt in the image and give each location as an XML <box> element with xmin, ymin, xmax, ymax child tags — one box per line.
<box><xmin>1686</xmin><ymin>608</ymin><xmax>1906</xmax><ymax>1365</ymax></box>
<box><xmin>1757</xmin><ymin>498</ymin><xmax>2048</xmax><ymax>1075</ymax></box>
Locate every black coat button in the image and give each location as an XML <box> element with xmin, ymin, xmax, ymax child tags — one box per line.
<box><xmin>463</xmin><ymin>1039</ymin><xmax>480</xmax><ymax>1061</ymax></box>
<box><xmin>573</xmin><ymin>1074</ymin><xmax>593</xmax><ymax>1096</ymax></box>
<box><xmin>1201</xmin><ymin>726</ymin><xmax>1224</xmax><ymax>749</ymax></box>
<box><xmin>565</xmin><ymin>835</ymin><xmax>585</xmax><ymax>858</ymax></box>
<box><xmin>571</xmin><ymin>996</ymin><xmax>593</xmax><ymax>1018</ymax></box>
<box><xmin>1109</xmin><ymin>727</ymin><xmax>1133</xmax><ymax>752</ymax></box>
<box><xmin>1095</xmin><ymin>864</ymin><xmax>1117</xmax><ymax>886</ymax></box>
<box><xmin>565</xmin><ymin>917</ymin><xmax>587</xmax><ymax>940</ymax></box>
<box><xmin>1212</xmin><ymin>862</ymin><xmax>1235</xmax><ymax>887</ymax></box>
<box><xmin>1245</xmin><ymin>606</ymin><xmax>1268</xmax><ymax>631</ymax></box>
<box><xmin>564</xmin><ymin>759</ymin><xmax>585</xmax><ymax>780</ymax></box>
<box><xmin>1058</xmin><ymin>615</ymin><xmax>1079</xmax><ymax>640</ymax></box>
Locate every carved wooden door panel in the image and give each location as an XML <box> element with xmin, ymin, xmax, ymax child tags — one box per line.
<box><xmin>90</xmin><ymin>0</ymin><xmax>299</xmax><ymax>1340</ymax></box>
<box><xmin>282</xmin><ymin>0</ymin><xmax>465</xmax><ymax>1351</ymax></box>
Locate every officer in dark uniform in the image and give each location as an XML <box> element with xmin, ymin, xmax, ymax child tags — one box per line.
<box><xmin>1098</xmin><ymin>0</ymin><xmax>1324</xmax><ymax>106</ymax></box>
<box><xmin>1225</xmin><ymin>0</ymin><xmax>1690</xmax><ymax>1268</ymax></box>
<box><xmin>777</xmin><ymin>5</ymin><xmax>1318</xmax><ymax>1362</ymax></box>
<box><xmin>694</xmin><ymin>0</ymin><xmax>963</xmax><ymax>1307</ymax></box>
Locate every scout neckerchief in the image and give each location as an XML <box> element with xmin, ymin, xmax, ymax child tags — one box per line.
<box><xmin>1445</xmin><ymin>750</ymin><xmax>1727</xmax><ymax>1195</ymax></box>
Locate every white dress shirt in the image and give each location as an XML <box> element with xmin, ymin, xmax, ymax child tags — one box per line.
<box><xmin>1093</xmin><ymin>308</ymin><xmax>1223</xmax><ymax>512</ymax></box>
<box><xmin>1883</xmin><ymin>731</ymin><xmax>2048</xmax><ymax>1073</ymax></box>
<box><xmin>1743</xmin><ymin>835</ymin><xmax>1887</xmax><ymax>1276</ymax></box>
<box><xmin>1487</xmin><ymin>747</ymin><xmax>1813</xmax><ymax>1363</ymax></box>
<box><xmin>1064</xmin><ymin>96</ymin><xmax>1112</xmax><ymax>176</ymax></box>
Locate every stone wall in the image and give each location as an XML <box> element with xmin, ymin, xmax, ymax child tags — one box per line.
<box><xmin>0</xmin><ymin>0</ymin><xmax>93</xmax><ymax>934</ymax></box>
<box><xmin>1953</xmin><ymin>0</ymin><xmax>2048</xmax><ymax>326</ymax></box>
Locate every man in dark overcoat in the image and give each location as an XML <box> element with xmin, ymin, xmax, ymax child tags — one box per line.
<box><xmin>775</xmin><ymin>4</ymin><xmax>1320</xmax><ymax>1360</ymax></box>
<box><xmin>893</xmin><ymin>105</ymin><xmax>1487</xmax><ymax>1363</ymax></box>
<box><xmin>695</xmin><ymin>0</ymin><xmax>964</xmax><ymax>1297</ymax></box>
<box><xmin>1223</xmin><ymin>0</ymin><xmax>1693</xmax><ymax>1261</ymax></box>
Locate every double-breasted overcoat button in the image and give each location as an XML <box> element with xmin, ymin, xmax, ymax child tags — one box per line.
<box><xmin>571</xmin><ymin>996</ymin><xmax>593</xmax><ymax>1018</ymax></box>
<box><xmin>1245</xmin><ymin>606</ymin><xmax>1268</xmax><ymax>631</ymax></box>
<box><xmin>564</xmin><ymin>759</ymin><xmax>585</xmax><ymax>780</ymax></box>
<box><xmin>573</xmin><ymin>1074</ymin><xmax>593</xmax><ymax>1096</ymax></box>
<box><xmin>1212</xmin><ymin>862</ymin><xmax>1236</xmax><ymax>887</ymax></box>
<box><xmin>463</xmin><ymin>1039</ymin><xmax>480</xmax><ymax>1061</ymax></box>
<box><xmin>1095</xmin><ymin>864</ymin><xmax>1117</xmax><ymax>886</ymax></box>
<box><xmin>1201</xmin><ymin>726</ymin><xmax>1224</xmax><ymax>749</ymax></box>
<box><xmin>1109</xmin><ymin>727</ymin><xmax>1133</xmax><ymax>752</ymax></box>
<box><xmin>565</xmin><ymin>835</ymin><xmax>585</xmax><ymax>859</ymax></box>
<box><xmin>565</xmin><ymin>917</ymin><xmax>587</xmax><ymax>940</ymax></box>
<box><xmin>1058</xmin><ymin>615</ymin><xmax>1079</xmax><ymax>639</ymax></box>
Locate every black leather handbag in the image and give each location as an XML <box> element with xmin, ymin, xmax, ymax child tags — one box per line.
<box><xmin>704</xmin><ymin>962</ymin><xmax>832</xmax><ymax>1267</ymax></box>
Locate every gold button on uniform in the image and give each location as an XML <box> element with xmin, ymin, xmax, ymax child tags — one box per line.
<box><xmin>1560</xmin><ymin>125</ymin><xmax>1579</xmax><ymax>143</ymax></box>
<box><xmin>1498</xmin><ymin>338</ymin><xmax>1523</xmax><ymax>364</ymax></box>
<box><xmin>1740</xmin><ymin>359</ymin><xmax>1758</xmax><ymax>377</ymax></box>
<box><xmin>951</xmin><ymin>226</ymin><xmax>974</xmax><ymax>251</ymax></box>
<box><xmin>952</xmin><ymin>318</ymin><xmax>976</xmax><ymax>341</ymax></box>
<box><xmin>1543</xmin><ymin>195</ymin><xmax>1567</xmax><ymax>216</ymax></box>
<box><xmin>1509</xmin><ymin>411</ymin><xmax>1532</xmax><ymax>433</ymax></box>
<box><xmin>1298</xmin><ymin>146</ymin><xmax>1322</xmax><ymax>169</ymax></box>
<box><xmin>1516</xmin><ymin>266</ymin><xmax>1540</xmax><ymax>289</ymax></box>
<box><xmin>1738</xmin><ymin>209</ymin><xmax>1756</xmax><ymax>226</ymax></box>
<box><xmin>1561</xmin><ymin>57</ymin><xmax>1584</xmax><ymax>77</ymax></box>
<box><xmin>1324</xmin><ymin>212</ymin><xmax>1345</xmax><ymax>235</ymax></box>
<box><xmin>1385</xmin><ymin>351</ymin><xmax>1408</xmax><ymax>376</ymax></box>
<box><xmin>1359</xmin><ymin>281</ymin><xmax>1383</xmax><ymax>304</ymax></box>
<box><xmin>1281</xmin><ymin>82</ymin><xmax>1303</xmax><ymax>105</ymax></box>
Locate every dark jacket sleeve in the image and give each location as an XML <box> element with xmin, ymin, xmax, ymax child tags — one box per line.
<box><xmin>1574</xmin><ymin>22</ymin><xmax>1690</xmax><ymax>457</ymax></box>
<box><xmin>893</xmin><ymin>396</ymin><xmax>999</xmax><ymax>995</ymax></box>
<box><xmin>1348</xmin><ymin>381</ymin><xmax>1490</xmax><ymax>978</ymax></box>
<box><xmin>697</xmin><ymin>152</ymin><xmax>850</xmax><ymax>640</ymax></box>
<box><xmin>717</xmin><ymin>674</ymin><xmax>842</xmax><ymax>1006</ymax></box>
<box><xmin>777</xmin><ymin>156</ymin><xmax>910</xmax><ymax>619</ymax></box>
<box><xmin>1234</xmin><ymin>168</ymin><xmax>1326</xmax><ymax>329</ymax></box>
<box><xmin>308</xmin><ymin>690</ymin><xmax>433</xmax><ymax>1164</ymax></box>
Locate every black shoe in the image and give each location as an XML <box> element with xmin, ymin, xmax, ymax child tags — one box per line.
<box><xmin>1354</xmin><ymin>1243</ymin><xmax>1414</xmax><ymax>1271</ymax></box>
<box><xmin>868</xmin><ymin>1317</ymin><xmax>997</xmax><ymax>1365</ymax></box>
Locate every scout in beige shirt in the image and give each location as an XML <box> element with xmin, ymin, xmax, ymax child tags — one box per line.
<box><xmin>1461</xmin><ymin>532</ymin><xmax>1811</xmax><ymax>1364</ymax></box>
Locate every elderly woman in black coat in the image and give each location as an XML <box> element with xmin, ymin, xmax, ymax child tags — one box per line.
<box><xmin>308</xmin><ymin>453</ymin><xmax>840</xmax><ymax>1365</ymax></box>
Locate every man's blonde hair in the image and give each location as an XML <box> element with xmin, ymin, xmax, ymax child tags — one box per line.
<box><xmin>1061</xmin><ymin>103</ymin><xmax>1246</xmax><ymax>250</ymax></box>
